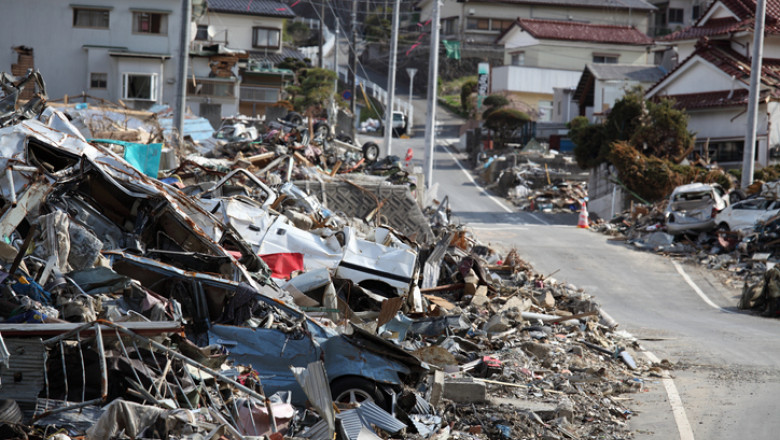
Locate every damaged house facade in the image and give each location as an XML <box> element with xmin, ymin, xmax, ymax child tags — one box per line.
<box><xmin>189</xmin><ymin>0</ymin><xmax>300</xmax><ymax>122</ymax></box>
<box><xmin>0</xmin><ymin>0</ymin><xmax>185</xmax><ymax>110</ymax></box>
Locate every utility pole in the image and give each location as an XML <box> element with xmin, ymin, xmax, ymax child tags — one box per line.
<box><xmin>383</xmin><ymin>0</ymin><xmax>401</xmax><ymax>156</ymax></box>
<box><xmin>174</xmin><ymin>0</ymin><xmax>192</xmax><ymax>146</ymax></box>
<box><xmin>742</xmin><ymin>0</ymin><xmax>767</xmax><ymax>188</ymax></box>
<box><xmin>333</xmin><ymin>22</ymin><xmax>339</xmax><ymax>92</ymax></box>
<box><xmin>318</xmin><ymin>0</ymin><xmax>325</xmax><ymax>68</ymax></box>
<box><xmin>423</xmin><ymin>0</ymin><xmax>441</xmax><ymax>189</ymax></box>
<box><xmin>350</xmin><ymin>0</ymin><xmax>358</xmax><ymax>138</ymax></box>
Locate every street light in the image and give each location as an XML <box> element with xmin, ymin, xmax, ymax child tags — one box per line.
<box><xmin>406</xmin><ymin>68</ymin><xmax>417</xmax><ymax>130</ymax></box>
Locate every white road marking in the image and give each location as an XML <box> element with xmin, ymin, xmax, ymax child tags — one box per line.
<box><xmin>642</xmin><ymin>349</ymin><xmax>696</xmax><ymax>440</ymax></box>
<box><xmin>600</xmin><ymin>308</ymin><xmax>695</xmax><ymax>440</ymax></box>
<box><xmin>672</xmin><ymin>261</ymin><xmax>737</xmax><ymax>313</ymax></box>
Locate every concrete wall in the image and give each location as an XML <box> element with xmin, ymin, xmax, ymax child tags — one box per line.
<box><xmin>588</xmin><ymin>164</ymin><xmax>628</xmax><ymax>220</ymax></box>
<box><xmin>0</xmin><ymin>0</ymin><xmax>181</xmax><ymax>106</ymax></box>
<box><xmin>493</xmin><ymin>65</ymin><xmax>582</xmax><ymax>94</ymax></box>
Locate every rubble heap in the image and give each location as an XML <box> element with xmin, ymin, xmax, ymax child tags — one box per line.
<box><xmin>0</xmin><ymin>70</ymin><xmax>657</xmax><ymax>440</ymax></box>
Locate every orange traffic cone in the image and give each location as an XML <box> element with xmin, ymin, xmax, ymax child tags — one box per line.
<box><xmin>577</xmin><ymin>200</ymin><xmax>589</xmax><ymax>229</ymax></box>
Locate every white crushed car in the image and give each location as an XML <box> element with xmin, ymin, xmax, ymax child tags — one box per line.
<box><xmin>714</xmin><ymin>197</ymin><xmax>780</xmax><ymax>232</ymax></box>
<box><xmin>665</xmin><ymin>183</ymin><xmax>729</xmax><ymax>235</ymax></box>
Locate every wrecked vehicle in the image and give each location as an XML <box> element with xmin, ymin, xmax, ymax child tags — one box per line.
<box><xmin>665</xmin><ymin>182</ymin><xmax>729</xmax><ymax>235</ymax></box>
<box><xmin>194</xmin><ymin>173</ymin><xmax>420</xmax><ymax>297</ymax></box>
<box><xmin>107</xmin><ymin>251</ymin><xmax>425</xmax><ymax>408</ymax></box>
<box><xmin>714</xmin><ymin>197</ymin><xmax>780</xmax><ymax>232</ymax></box>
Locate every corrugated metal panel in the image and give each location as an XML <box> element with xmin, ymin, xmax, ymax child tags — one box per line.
<box><xmin>0</xmin><ymin>338</ymin><xmax>46</xmax><ymax>413</ymax></box>
<box><xmin>356</xmin><ymin>401</ymin><xmax>406</xmax><ymax>434</ymax></box>
<box><xmin>290</xmin><ymin>361</ymin><xmax>335</xmax><ymax>436</ymax></box>
<box><xmin>336</xmin><ymin>410</ymin><xmax>365</xmax><ymax>440</ymax></box>
<box><xmin>301</xmin><ymin>419</ymin><xmax>330</xmax><ymax>440</ymax></box>
<box><xmin>336</xmin><ymin>401</ymin><xmax>407</xmax><ymax>440</ymax></box>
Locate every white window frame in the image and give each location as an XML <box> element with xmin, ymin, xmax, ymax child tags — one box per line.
<box><xmin>122</xmin><ymin>73</ymin><xmax>158</xmax><ymax>101</ymax></box>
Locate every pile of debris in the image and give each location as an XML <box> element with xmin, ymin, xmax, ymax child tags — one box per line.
<box><xmin>0</xmin><ymin>70</ymin><xmax>656</xmax><ymax>439</ymax></box>
<box><xmin>475</xmin><ymin>151</ymin><xmax>589</xmax><ymax>214</ymax></box>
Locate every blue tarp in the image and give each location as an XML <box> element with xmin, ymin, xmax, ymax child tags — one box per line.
<box><xmin>89</xmin><ymin>139</ymin><xmax>162</xmax><ymax>178</ymax></box>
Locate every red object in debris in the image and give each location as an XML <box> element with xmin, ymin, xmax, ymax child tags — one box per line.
<box><xmin>482</xmin><ymin>356</ymin><xmax>502</xmax><ymax>368</ymax></box>
<box><xmin>259</xmin><ymin>253</ymin><xmax>304</xmax><ymax>280</ymax></box>
<box><xmin>405</xmin><ymin>148</ymin><xmax>413</xmax><ymax>168</ymax></box>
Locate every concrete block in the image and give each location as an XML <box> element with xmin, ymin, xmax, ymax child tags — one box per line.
<box><xmin>429</xmin><ymin>370</ymin><xmax>445</xmax><ymax>407</ymax></box>
<box><xmin>443</xmin><ymin>378</ymin><xmax>486</xmax><ymax>403</ymax></box>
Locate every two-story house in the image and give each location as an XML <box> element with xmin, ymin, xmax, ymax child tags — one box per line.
<box><xmin>0</xmin><ymin>0</ymin><xmax>186</xmax><ymax>111</ymax></box>
<box><xmin>649</xmin><ymin>0</ymin><xmax>780</xmax><ymax>168</ymax></box>
<box><xmin>415</xmin><ymin>0</ymin><xmax>656</xmax><ymax>62</ymax></box>
<box><xmin>491</xmin><ymin>18</ymin><xmax>655</xmax><ymax>120</ymax></box>
<box><xmin>192</xmin><ymin>0</ymin><xmax>300</xmax><ymax>120</ymax></box>
<box><xmin>649</xmin><ymin>0</ymin><xmax>715</xmax><ymax>37</ymax></box>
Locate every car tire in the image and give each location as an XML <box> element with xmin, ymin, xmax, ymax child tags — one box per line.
<box><xmin>717</xmin><ymin>222</ymin><xmax>730</xmax><ymax>232</ymax></box>
<box><xmin>362</xmin><ymin>142</ymin><xmax>380</xmax><ymax>163</ymax></box>
<box><xmin>313</xmin><ymin>121</ymin><xmax>330</xmax><ymax>139</ymax></box>
<box><xmin>330</xmin><ymin>376</ymin><xmax>387</xmax><ymax>409</ymax></box>
<box><xmin>0</xmin><ymin>399</ymin><xmax>22</xmax><ymax>424</ymax></box>
<box><xmin>285</xmin><ymin>111</ymin><xmax>303</xmax><ymax>126</ymax></box>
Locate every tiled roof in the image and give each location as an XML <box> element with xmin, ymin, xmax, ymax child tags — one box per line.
<box><xmin>660</xmin><ymin>89</ymin><xmax>751</xmax><ymax>110</ymax></box>
<box><xmin>207</xmin><ymin>0</ymin><xmax>295</xmax><ymax>18</ymax></box>
<box><xmin>587</xmin><ymin>64</ymin><xmax>666</xmax><ymax>82</ymax></box>
<box><xmin>249</xmin><ymin>47</ymin><xmax>308</xmax><ymax>66</ymax></box>
<box><xmin>512</xmin><ymin>18</ymin><xmax>654</xmax><ymax>45</ymax></box>
<box><xmin>574</xmin><ymin>64</ymin><xmax>665</xmax><ymax>103</ymax></box>
<box><xmin>647</xmin><ymin>39</ymin><xmax>780</xmax><ymax>106</ymax></box>
<box><xmin>662</xmin><ymin>0</ymin><xmax>780</xmax><ymax>41</ymax></box>
<box><xmin>456</xmin><ymin>0</ymin><xmax>655</xmax><ymax>10</ymax></box>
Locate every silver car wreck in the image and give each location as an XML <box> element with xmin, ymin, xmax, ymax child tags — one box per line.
<box><xmin>665</xmin><ymin>183</ymin><xmax>729</xmax><ymax>235</ymax></box>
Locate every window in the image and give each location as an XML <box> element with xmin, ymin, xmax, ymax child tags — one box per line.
<box><xmin>240</xmin><ymin>86</ymin><xmax>279</xmax><ymax>103</ymax></box>
<box><xmin>692</xmin><ymin>5</ymin><xmax>702</xmax><ymax>20</ymax></box>
<box><xmin>491</xmin><ymin>19</ymin><xmax>514</xmax><ymax>31</ymax></box>
<box><xmin>133</xmin><ymin>11</ymin><xmax>168</xmax><ymax>35</ymax></box>
<box><xmin>195</xmin><ymin>24</ymin><xmax>209</xmax><ymax>41</ymax></box>
<box><xmin>466</xmin><ymin>18</ymin><xmax>490</xmax><ymax>30</ymax></box>
<box><xmin>511</xmin><ymin>52</ymin><xmax>524</xmax><ymax>66</ymax></box>
<box><xmin>90</xmin><ymin>73</ymin><xmax>107</xmax><ymax>89</ymax></box>
<box><xmin>593</xmin><ymin>54</ymin><xmax>619</xmax><ymax>64</ymax></box>
<box><xmin>73</xmin><ymin>8</ymin><xmax>109</xmax><ymax>28</ymax></box>
<box><xmin>122</xmin><ymin>73</ymin><xmax>158</xmax><ymax>101</ymax></box>
<box><xmin>188</xmin><ymin>80</ymin><xmax>235</xmax><ymax>98</ymax></box>
<box><xmin>252</xmin><ymin>27</ymin><xmax>281</xmax><ymax>49</ymax></box>
<box><xmin>442</xmin><ymin>18</ymin><xmax>458</xmax><ymax>35</ymax></box>
<box><xmin>668</xmin><ymin>8</ymin><xmax>684</xmax><ymax>23</ymax></box>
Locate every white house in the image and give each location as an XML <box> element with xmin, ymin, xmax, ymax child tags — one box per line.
<box><xmin>650</xmin><ymin>0</ymin><xmax>780</xmax><ymax>167</ymax></box>
<box><xmin>190</xmin><ymin>0</ymin><xmax>297</xmax><ymax>123</ymax></box>
<box><xmin>415</xmin><ymin>0</ymin><xmax>655</xmax><ymax>61</ymax></box>
<box><xmin>0</xmin><ymin>1</ymin><xmax>186</xmax><ymax>110</ymax></box>
<box><xmin>193</xmin><ymin>0</ymin><xmax>301</xmax><ymax>119</ymax></box>
<box><xmin>492</xmin><ymin>18</ymin><xmax>656</xmax><ymax>121</ymax></box>
<box><xmin>573</xmin><ymin>63</ymin><xmax>667</xmax><ymax>122</ymax></box>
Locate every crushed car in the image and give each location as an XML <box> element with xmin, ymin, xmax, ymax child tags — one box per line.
<box><xmin>665</xmin><ymin>182</ymin><xmax>729</xmax><ymax>235</ymax></box>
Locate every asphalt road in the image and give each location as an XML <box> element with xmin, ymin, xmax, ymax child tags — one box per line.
<box><xmin>362</xmin><ymin>103</ymin><xmax>780</xmax><ymax>439</ymax></box>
